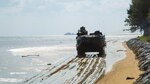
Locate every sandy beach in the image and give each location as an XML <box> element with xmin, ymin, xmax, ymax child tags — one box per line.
<box><xmin>97</xmin><ymin>42</ymin><xmax>143</xmax><ymax>84</ymax></box>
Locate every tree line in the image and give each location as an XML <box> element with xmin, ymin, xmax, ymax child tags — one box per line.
<box><xmin>125</xmin><ymin>0</ymin><xmax>150</xmax><ymax>36</ymax></box>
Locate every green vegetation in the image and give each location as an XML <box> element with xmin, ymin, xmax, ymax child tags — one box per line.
<box><xmin>148</xmin><ymin>13</ymin><xmax>150</xmax><ymax>20</ymax></box>
<box><xmin>125</xmin><ymin>0</ymin><xmax>150</xmax><ymax>36</ymax></box>
<box><xmin>138</xmin><ymin>36</ymin><xmax>150</xmax><ymax>42</ymax></box>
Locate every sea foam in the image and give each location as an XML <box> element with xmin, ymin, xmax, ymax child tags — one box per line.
<box><xmin>9</xmin><ymin>45</ymin><xmax>75</xmax><ymax>56</ymax></box>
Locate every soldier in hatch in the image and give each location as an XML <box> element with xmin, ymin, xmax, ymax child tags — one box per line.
<box><xmin>77</xmin><ymin>26</ymin><xmax>88</xmax><ymax>37</ymax></box>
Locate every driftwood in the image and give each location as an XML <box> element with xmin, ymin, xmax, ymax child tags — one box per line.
<box><xmin>22</xmin><ymin>55</ymin><xmax>40</xmax><ymax>57</ymax></box>
<box><xmin>116</xmin><ymin>49</ymin><xmax>127</xmax><ymax>52</ymax></box>
<box><xmin>126</xmin><ymin>77</ymin><xmax>135</xmax><ymax>80</ymax></box>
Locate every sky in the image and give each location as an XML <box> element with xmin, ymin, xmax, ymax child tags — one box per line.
<box><xmin>0</xmin><ymin>0</ymin><xmax>132</xmax><ymax>36</ymax></box>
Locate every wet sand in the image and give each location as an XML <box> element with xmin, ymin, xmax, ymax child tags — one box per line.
<box><xmin>97</xmin><ymin>42</ymin><xmax>143</xmax><ymax>84</ymax></box>
<box><xmin>23</xmin><ymin>57</ymin><xmax>106</xmax><ymax>84</ymax></box>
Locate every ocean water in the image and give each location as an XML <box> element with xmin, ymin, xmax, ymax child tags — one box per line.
<box><xmin>0</xmin><ymin>35</ymin><xmax>138</xmax><ymax>84</ymax></box>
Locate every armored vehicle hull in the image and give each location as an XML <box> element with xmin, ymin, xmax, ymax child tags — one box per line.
<box><xmin>76</xmin><ymin>35</ymin><xmax>106</xmax><ymax>57</ymax></box>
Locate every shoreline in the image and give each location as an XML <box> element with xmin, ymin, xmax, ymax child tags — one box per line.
<box><xmin>97</xmin><ymin>42</ymin><xmax>143</xmax><ymax>84</ymax></box>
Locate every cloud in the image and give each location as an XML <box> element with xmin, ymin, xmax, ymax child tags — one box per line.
<box><xmin>59</xmin><ymin>0</ymin><xmax>93</xmax><ymax>12</ymax></box>
<box><xmin>0</xmin><ymin>0</ymin><xmax>26</xmax><ymax>14</ymax></box>
<box><xmin>0</xmin><ymin>0</ymin><xmax>130</xmax><ymax>14</ymax></box>
<box><xmin>0</xmin><ymin>0</ymin><xmax>131</xmax><ymax>36</ymax></box>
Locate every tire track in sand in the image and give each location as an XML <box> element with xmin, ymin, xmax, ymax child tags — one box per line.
<box><xmin>23</xmin><ymin>57</ymin><xmax>78</xmax><ymax>84</ymax></box>
<box><xmin>83</xmin><ymin>58</ymin><xmax>106</xmax><ymax>84</ymax></box>
<box><xmin>65</xmin><ymin>56</ymin><xmax>105</xmax><ymax>84</ymax></box>
<box><xmin>23</xmin><ymin>56</ymin><xmax>106</xmax><ymax>84</ymax></box>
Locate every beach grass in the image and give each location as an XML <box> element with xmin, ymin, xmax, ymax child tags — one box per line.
<box><xmin>138</xmin><ymin>36</ymin><xmax>150</xmax><ymax>42</ymax></box>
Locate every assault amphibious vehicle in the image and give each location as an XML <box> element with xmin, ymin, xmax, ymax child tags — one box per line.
<box><xmin>76</xmin><ymin>26</ymin><xmax>106</xmax><ymax>57</ymax></box>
